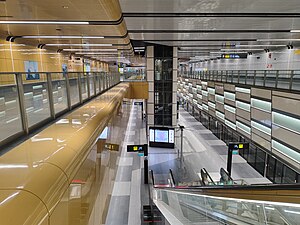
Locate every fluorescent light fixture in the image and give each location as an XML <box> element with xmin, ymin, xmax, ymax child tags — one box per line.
<box><xmin>210</xmin><ymin>51</ymin><xmax>248</xmax><ymax>54</ymax></box>
<box><xmin>284</xmin><ymin>210</ymin><xmax>300</xmax><ymax>215</ymax></box>
<box><xmin>236</xmin><ymin>44</ymin><xmax>286</xmax><ymax>47</ymax></box>
<box><xmin>63</xmin><ymin>48</ymin><xmax>117</xmax><ymax>51</ymax></box>
<box><xmin>0</xmin><ymin>44</ymin><xmax>26</xmax><ymax>46</ymax></box>
<box><xmin>75</xmin><ymin>52</ymin><xmax>119</xmax><ymax>55</ymax></box>
<box><xmin>0</xmin><ymin>20</ymin><xmax>89</xmax><ymax>25</ymax></box>
<box><xmin>22</xmin><ymin>35</ymin><xmax>104</xmax><ymax>39</ymax></box>
<box><xmin>46</xmin><ymin>44</ymin><xmax>112</xmax><ymax>47</ymax></box>
<box><xmin>134</xmin><ymin>49</ymin><xmax>144</xmax><ymax>52</ymax></box>
<box><xmin>290</xmin><ymin>30</ymin><xmax>300</xmax><ymax>33</ymax></box>
<box><xmin>257</xmin><ymin>39</ymin><xmax>300</xmax><ymax>42</ymax></box>
<box><xmin>134</xmin><ymin>47</ymin><xmax>145</xmax><ymax>50</ymax></box>
<box><xmin>221</xmin><ymin>48</ymin><xmax>264</xmax><ymax>51</ymax></box>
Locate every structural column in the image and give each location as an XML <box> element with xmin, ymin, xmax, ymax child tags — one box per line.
<box><xmin>146</xmin><ymin>45</ymin><xmax>178</xmax><ymax>128</ymax></box>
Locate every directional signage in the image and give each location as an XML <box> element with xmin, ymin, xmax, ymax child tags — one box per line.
<box><xmin>227</xmin><ymin>142</ymin><xmax>249</xmax><ymax>176</ymax></box>
<box><xmin>127</xmin><ymin>144</ymin><xmax>148</xmax><ymax>155</ymax></box>
<box><xmin>104</xmin><ymin>143</ymin><xmax>119</xmax><ymax>151</ymax></box>
<box><xmin>221</xmin><ymin>53</ymin><xmax>248</xmax><ymax>59</ymax></box>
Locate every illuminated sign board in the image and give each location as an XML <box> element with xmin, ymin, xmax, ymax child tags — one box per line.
<box><xmin>127</xmin><ymin>144</ymin><xmax>148</xmax><ymax>154</ymax></box>
<box><xmin>221</xmin><ymin>53</ymin><xmax>248</xmax><ymax>59</ymax></box>
<box><xmin>149</xmin><ymin>127</ymin><xmax>175</xmax><ymax>148</ymax></box>
<box><xmin>104</xmin><ymin>143</ymin><xmax>119</xmax><ymax>151</ymax></box>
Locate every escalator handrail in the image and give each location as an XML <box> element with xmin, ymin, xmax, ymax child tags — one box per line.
<box><xmin>201</xmin><ymin>168</ymin><xmax>216</xmax><ymax>185</ymax></box>
<box><xmin>153</xmin><ymin>183</ymin><xmax>300</xmax><ymax>204</ymax></box>
<box><xmin>149</xmin><ymin>170</ymin><xmax>155</xmax><ymax>186</ymax></box>
<box><xmin>169</xmin><ymin>169</ymin><xmax>176</xmax><ymax>187</ymax></box>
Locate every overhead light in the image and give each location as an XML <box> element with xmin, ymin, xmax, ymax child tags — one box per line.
<box><xmin>134</xmin><ymin>47</ymin><xmax>145</xmax><ymax>50</ymax></box>
<box><xmin>134</xmin><ymin>49</ymin><xmax>144</xmax><ymax>52</ymax></box>
<box><xmin>63</xmin><ymin>48</ymin><xmax>117</xmax><ymax>51</ymax></box>
<box><xmin>236</xmin><ymin>44</ymin><xmax>286</xmax><ymax>47</ymax></box>
<box><xmin>0</xmin><ymin>20</ymin><xmax>89</xmax><ymax>25</ymax></box>
<box><xmin>210</xmin><ymin>51</ymin><xmax>248</xmax><ymax>54</ymax></box>
<box><xmin>221</xmin><ymin>48</ymin><xmax>264</xmax><ymax>51</ymax></box>
<box><xmin>45</xmin><ymin>44</ymin><xmax>112</xmax><ymax>47</ymax></box>
<box><xmin>75</xmin><ymin>52</ymin><xmax>119</xmax><ymax>55</ymax></box>
<box><xmin>257</xmin><ymin>39</ymin><xmax>300</xmax><ymax>42</ymax></box>
<box><xmin>22</xmin><ymin>35</ymin><xmax>104</xmax><ymax>39</ymax></box>
<box><xmin>290</xmin><ymin>30</ymin><xmax>300</xmax><ymax>33</ymax></box>
<box><xmin>0</xmin><ymin>43</ymin><xmax>26</xmax><ymax>46</ymax></box>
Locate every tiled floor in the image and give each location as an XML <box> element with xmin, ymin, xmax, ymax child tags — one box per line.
<box><xmin>149</xmin><ymin>108</ymin><xmax>271</xmax><ymax>185</ymax></box>
<box><xmin>106</xmin><ymin>101</ymin><xmax>147</xmax><ymax>225</ymax></box>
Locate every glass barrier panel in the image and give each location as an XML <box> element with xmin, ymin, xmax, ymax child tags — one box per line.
<box><xmin>277</xmin><ymin>71</ymin><xmax>291</xmax><ymax>89</ymax></box>
<box><xmin>292</xmin><ymin>70</ymin><xmax>300</xmax><ymax>91</ymax></box>
<box><xmin>254</xmin><ymin>71</ymin><xmax>264</xmax><ymax>86</ymax></box>
<box><xmin>89</xmin><ymin>74</ymin><xmax>95</xmax><ymax>97</ymax></box>
<box><xmin>154</xmin><ymin>189</ymin><xmax>300</xmax><ymax>225</ymax></box>
<box><xmin>0</xmin><ymin>74</ymin><xmax>23</xmax><ymax>142</ymax></box>
<box><xmin>68</xmin><ymin>73</ymin><xmax>80</xmax><ymax>106</ymax></box>
<box><xmin>95</xmin><ymin>73</ymin><xmax>101</xmax><ymax>94</ymax></box>
<box><xmin>22</xmin><ymin>73</ymin><xmax>50</xmax><ymax>127</ymax></box>
<box><xmin>81</xmin><ymin>74</ymin><xmax>88</xmax><ymax>101</ymax></box>
<box><xmin>265</xmin><ymin>71</ymin><xmax>277</xmax><ymax>88</ymax></box>
<box><xmin>51</xmin><ymin>73</ymin><xmax>68</xmax><ymax>114</ymax></box>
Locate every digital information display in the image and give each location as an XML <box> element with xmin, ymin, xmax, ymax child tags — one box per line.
<box><xmin>149</xmin><ymin>127</ymin><xmax>175</xmax><ymax>148</ymax></box>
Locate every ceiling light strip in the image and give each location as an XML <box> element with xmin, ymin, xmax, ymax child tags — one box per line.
<box><xmin>22</xmin><ymin>35</ymin><xmax>104</xmax><ymax>39</ymax></box>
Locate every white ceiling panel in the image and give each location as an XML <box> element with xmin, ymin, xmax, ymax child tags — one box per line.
<box><xmin>120</xmin><ymin>0</ymin><xmax>300</xmax><ymax>13</ymax></box>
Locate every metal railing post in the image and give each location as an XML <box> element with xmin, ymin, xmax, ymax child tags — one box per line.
<box><xmin>78</xmin><ymin>73</ymin><xmax>83</xmax><ymax>104</ymax></box>
<box><xmin>275</xmin><ymin>70</ymin><xmax>279</xmax><ymax>88</ymax></box>
<box><xmin>86</xmin><ymin>72</ymin><xmax>91</xmax><ymax>99</ymax></box>
<box><xmin>263</xmin><ymin>70</ymin><xmax>267</xmax><ymax>87</ymax></box>
<box><xmin>94</xmin><ymin>73</ymin><xmax>97</xmax><ymax>94</ymax></box>
<box><xmin>290</xmin><ymin>70</ymin><xmax>294</xmax><ymax>90</ymax></box>
<box><xmin>46</xmin><ymin>72</ymin><xmax>55</xmax><ymax>119</ymax></box>
<box><xmin>245</xmin><ymin>70</ymin><xmax>248</xmax><ymax>84</ymax></box>
<box><xmin>65</xmin><ymin>73</ymin><xmax>72</xmax><ymax>110</ymax></box>
<box><xmin>237</xmin><ymin>70</ymin><xmax>240</xmax><ymax>84</ymax></box>
<box><xmin>253</xmin><ymin>70</ymin><xmax>257</xmax><ymax>86</ymax></box>
<box><xmin>15</xmin><ymin>73</ymin><xmax>29</xmax><ymax>135</ymax></box>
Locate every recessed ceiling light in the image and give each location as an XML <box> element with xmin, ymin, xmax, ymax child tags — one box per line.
<box><xmin>221</xmin><ymin>48</ymin><xmax>264</xmax><ymax>51</ymax></box>
<box><xmin>63</xmin><ymin>48</ymin><xmax>117</xmax><ymax>51</ymax></box>
<box><xmin>21</xmin><ymin>35</ymin><xmax>104</xmax><ymax>39</ymax></box>
<box><xmin>236</xmin><ymin>44</ymin><xmax>286</xmax><ymax>47</ymax></box>
<box><xmin>257</xmin><ymin>39</ymin><xmax>300</xmax><ymax>42</ymax></box>
<box><xmin>0</xmin><ymin>20</ymin><xmax>89</xmax><ymax>25</ymax></box>
<box><xmin>62</xmin><ymin>6</ymin><xmax>69</xmax><ymax>9</ymax></box>
<box><xmin>45</xmin><ymin>43</ymin><xmax>112</xmax><ymax>47</ymax></box>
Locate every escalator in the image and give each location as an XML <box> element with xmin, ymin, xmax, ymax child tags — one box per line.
<box><xmin>149</xmin><ymin>170</ymin><xmax>300</xmax><ymax>225</ymax></box>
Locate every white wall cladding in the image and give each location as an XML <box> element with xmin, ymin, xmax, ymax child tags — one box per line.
<box><xmin>194</xmin><ymin>48</ymin><xmax>300</xmax><ymax>71</ymax></box>
<box><xmin>177</xmin><ymin>76</ymin><xmax>300</xmax><ymax>171</ymax></box>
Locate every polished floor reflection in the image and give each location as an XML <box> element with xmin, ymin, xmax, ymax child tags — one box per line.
<box><xmin>149</xmin><ymin>107</ymin><xmax>271</xmax><ymax>185</ymax></box>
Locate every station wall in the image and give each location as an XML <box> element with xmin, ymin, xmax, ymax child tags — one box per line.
<box><xmin>178</xmin><ymin>77</ymin><xmax>300</xmax><ymax>184</ymax></box>
<box><xmin>193</xmin><ymin>48</ymin><xmax>300</xmax><ymax>71</ymax></box>
<box><xmin>0</xmin><ymin>39</ymin><xmax>109</xmax><ymax>84</ymax></box>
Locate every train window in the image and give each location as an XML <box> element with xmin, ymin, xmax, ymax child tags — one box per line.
<box><xmin>282</xmin><ymin>166</ymin><xmax>297</xmax><ymax>184</ymax></box>
<box><xmin>275</xmin><ymin>160</ymin><xmax>283</xmax><ymax>183</ymax></box>
<box><xmin>255</xmin><ymin>147</ymin><xmax>266</xmax><ymax>176</ymax></box>
<box><xmin>266</xmin><ymin>156</ymin><xmax>276</xmax><ymax>182</ymax></box>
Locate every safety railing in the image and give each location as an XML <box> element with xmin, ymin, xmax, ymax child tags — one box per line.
<box><xmin>0</xmin><ymin>71</ymin><xmax>120</xmax><ymax>147</ymax></box>
<box><xmin>122</xmin><ymin>71</ymin><xmax>146</xmax><ymax>81</ymax></box>
<box><xmin>153</xmin><ymin>187</ymin><xmax>300</xmax><ymax>225</ymax></box>
<box><xmin>180</xmin><ymin>70</ymin><xmax>300</xmax><ymax>91</ymax></box>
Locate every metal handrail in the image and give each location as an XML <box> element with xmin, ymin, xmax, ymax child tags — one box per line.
<box><xmin>0</xmin><ymin>71</ymin><xmax>120</xmax><ymax>149</ymax></box>
<box><xmin>180</xmin><ymin>70</ymin><xmax>300</xmax><ymax>91</ymax></box>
